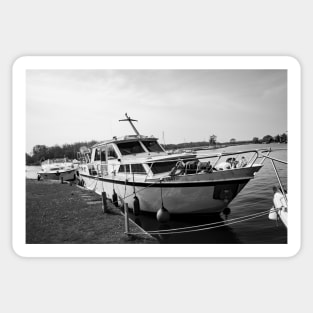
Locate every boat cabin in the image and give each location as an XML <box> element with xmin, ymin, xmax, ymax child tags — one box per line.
<box><xmin>91</xmin><ymin>135</ymin><xmax>166</xmax><ymax>161</ymax></box>
<box><xmin>78</xmin><ymin>135</ymin><xmax>176</xmax><ymax>178</ymax></box>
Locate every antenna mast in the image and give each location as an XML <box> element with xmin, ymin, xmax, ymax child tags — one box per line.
<box><xmin>119</xmin><ymin>113</ymin><xmax>140</xmax><ymax>136</ymax></box>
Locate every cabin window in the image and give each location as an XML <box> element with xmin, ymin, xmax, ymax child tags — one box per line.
<box><xmin>150</xmin><ymin>161</ymin><xmax>177</xmax><ymax>174</ymax></box>
<box><xmin>94</xmin><ymin>148</ymin><xmax>106</xmax><ymax>161</ymax></box>
<box><xmin>131</xmin><ymin>164</ymin><xmax>146</xmax><ymax>174</ymax></box>
<box><xmin>100</xmin><ymin>149</ymin><xmax>106</xmax><ymax>161</ymax></box>
<box><xmin>118</xmin><ymin>164</ymin><xmax>131</xmax><ymax>173</ymax></box>
<box><xmin>94</xmin><ymin>149</ymin><xmax>101</xmax><ymax>161</ymax></box>
<box><xmin>107</xmin><ymin>144</ymin><xmax>118</xmax><ymax>159</ymax></box>
<box><xmin>142</xmin><ymin>141</ymin><xmax>163</xmax><ymax>153</ymax></box>
<box><xmin>117</xmin><ymin>141</ymin><xmax>145</xmax><ymax>155</ymax></box>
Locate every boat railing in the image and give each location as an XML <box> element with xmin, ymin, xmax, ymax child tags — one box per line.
<box><xmin>143</xmin><ymin>149</ymin><xmax>261</xmax><ymax>175</ymax></box>
<box><xmin>149</xmin><ymin>149</ymin><xmax>261</xmax><ymax>164</ymax></box>
<box><xmin>88</xmin><ymin>148</ymin><xmax>286</xmax><ymax>182</ymax></box>
<box><xmin>77</xmin><ymin>151</ymin><xmax>90</xmax><ymax>164</ymax></box>
<box><xmin>259</xmin><ymin>149</ymin><xmax>288</xmax><ymax>206</ymax></box>
<box><xmin>101</xmin><ymin>149</ymin><xmax>265</xmax><ymax>180</ymax></box>
<box><xmin>124</xmin><ymin>149</ymin><xmax>263</xmax><ymax>180</ymax></box>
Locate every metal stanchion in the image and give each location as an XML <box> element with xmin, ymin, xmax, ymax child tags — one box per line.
<box><xmin>124</xmin><ymin>203</ymin><xmax>129</xmax><ymax>234</ymax></box>
<box><xmin>102</xmin><ymin>192</ymin><xmax>107</xmax><ymax>213</ymax></box>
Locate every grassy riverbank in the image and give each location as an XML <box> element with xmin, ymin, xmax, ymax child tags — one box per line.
<box><xmin>26</xmin><ymin>179</ymin><xmax>157</xmax><ymax>244</ymax></box>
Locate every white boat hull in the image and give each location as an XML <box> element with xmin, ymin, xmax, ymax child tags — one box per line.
<box><xmin>79</xmin><ymin>165</ymin><xmax>261</xmax><ymax>214</ymax></box>
<box><xmin>38</xmin><ymin>169</ymin><xmax>77</xmax><ymax>181</ymax></box>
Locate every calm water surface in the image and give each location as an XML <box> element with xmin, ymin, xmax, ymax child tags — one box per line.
<box><xmin>26</xmin><ymin>143</ymin><xmax>287</xmax><ymax>244</ymax></box>
<box><xmin>26</xmin><ymin>166</ymin><xmax>41</xmax><ymax>179</ymax></box>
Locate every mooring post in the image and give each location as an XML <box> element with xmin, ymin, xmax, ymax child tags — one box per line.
<box><xmin>124</xmin><ymin>203</ymin><xmax>129</xmax><ymax>234</ymax></box>
<box><xmin>61</xmin><ymin>177</ymin><xmax>64</xmax><ymax>184</ymax></box>
<box><xmin>102</xmin><ymin>192</ymin><xmax>107</xmax><ymax>213</ymax></box>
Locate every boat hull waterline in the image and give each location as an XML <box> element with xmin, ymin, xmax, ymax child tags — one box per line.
<box><xmin>79</xmin><ymin>165</ymin><xmax>262</xmax><ymax>214</ymax></box>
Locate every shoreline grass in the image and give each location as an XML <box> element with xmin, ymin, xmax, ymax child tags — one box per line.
<box><xmin>26</xmin><ymin>179</ymin><xmax>157</xmax><ymax>244</ymax></box>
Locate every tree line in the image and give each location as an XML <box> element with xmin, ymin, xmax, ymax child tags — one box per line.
<box><xmin>26</xmin><ymin>141</ymin><xmax>98</xmax><ymax>165</ymax></box>
<box><xmin>164</xmin><ymin>132</ymin><xmax>287</xmax><ymax>150</ymax></box>
<box><xmin>26</xmin><ymin>132</ymin><xmax>287</xmax><ymax>165</ymax></box>
<box><xmin>251</xmin><ymin>132</ymin><xmax>287</xmax><ymax>144</ymax></box>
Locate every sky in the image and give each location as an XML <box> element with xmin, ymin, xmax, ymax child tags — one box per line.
<box><xmin>26</xmin><ymin>69</ymin><xmax>287</xmax><ymax>153</ymax></box>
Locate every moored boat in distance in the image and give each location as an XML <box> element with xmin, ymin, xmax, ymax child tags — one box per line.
<box><xmin>38</xmin><ymin>158</ymin><xmax>77</xmax><ymax>181</ymax></box>
<box><xmin>77</xmin><ymin>114</ymin><xmax>265</xmax><ymax>215</ymax></box>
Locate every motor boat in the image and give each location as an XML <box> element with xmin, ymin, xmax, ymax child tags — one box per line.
<box><xmin>77</xmin><ymin>114</ymin><xmax>264</xmax><ymax>215</ymax></box>
<box><xmin>38</xmin><ymin>158</ymin><xmax>77</xmax><ymax>181</ymax></box>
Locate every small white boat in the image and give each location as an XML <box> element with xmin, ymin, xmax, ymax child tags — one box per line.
<box><xmin>264</xmin><ymin>151</ymin><xmax>288</xmax><ymax>228</ymax></box>
<box><xmin>274</xmin><ymin>189</ymin><xmax>288</xmax><ymax>226</ymax></box>
<box><xmin>77</xmin><ymin>114</ymin><xmax>266</xmax><ymax>215</ymax></box>
<box><xmin>269</xmin><ymin>190</ymin><xmax>288</xmax><ymax>227</ymax></box>
<box><xmin>38</xmin><ymin>158</ymin><xmax>77</xmax><ymax>181</ymax></box>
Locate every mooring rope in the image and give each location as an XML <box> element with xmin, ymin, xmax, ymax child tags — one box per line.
<box><xmin>84</xmin><ymin>177</ymin><xmax>98</xmax><ymax>191</ymax></box>
<box><xmin>109</xmin><ymin>179</ymin><xmax>279</xmax><ymax>235</ymax></box>
<box><xmin>259</xmin><ymin>151</ymin><xmax>287</xmax><ymax>165</ymax></box>
<box><xmin>133</xmin><ymin>208</ymin><xmax>278</xmax><ymax>234</ymax></box>
<box><xmin>120</xmin><ymin>180</ymin><xmax>160</xmax><ymax>202</ymax></box>
<box><xmin>127</xmin><ymin>208</ymin><xmax>279</xmax><ymax>235</ymax></box>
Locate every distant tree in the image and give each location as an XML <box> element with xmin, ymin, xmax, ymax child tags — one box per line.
<box><xmin>48</xmin><ymin>145</ymin><xmax>63</xmax><ymax>159</ymax></box>
<box><xmin>230</xmin><ymin>138</ymin><xmax>236</xmax><ymax>144</ymax></box>
<box><xmin>252</xmin><ymin>137</ymin><xmax>259</xmax><ymax>144</ymax></box>
<box><xmin>209</xmin><ymin>135</ymin><xmax>217</xmax><ymax>146</ymax></box>
<box><xmin>63</xmin><ymin>143</ymin><xmax>76</xmax><ymax>160</ymax></box>
<box><xmin>280</xmin><ymin>132</ymin><xmax>287</xmax><ymax>143</ymax></box>
<box><xmin>32</xmin><ymin>145</ymin><xmax>48</xmax><ymax>163</ymax></box>
<box><xmin>30</xmin><ymin>140</ymin><xmax>100</xmax><ymax>163</ymax></box>
<box><xmin>274</xmin><ymin>134</ymin><xmax>281</xmax><ymax>142</ymax></box>
<box><xmin>262</xmin><ymin>135</ymin><xmax>274</xmax><ymax>143</ymax></box>
<box><xmin>32</xmin><ymin>144</ymin><xmax>47</xmax><ymax>155</ymax></box>
<box><xmin>26</xmin><ymin>153</ymin><xmax>33</xmax><ymax>165</ymax></box>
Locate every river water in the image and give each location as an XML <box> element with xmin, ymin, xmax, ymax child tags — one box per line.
<box><xmin>26</xmin><ymin>143</ymin><xmax>287</xmax><ymax>244</ymax></box>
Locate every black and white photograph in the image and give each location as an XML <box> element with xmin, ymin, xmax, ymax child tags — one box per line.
<box><xmin>3</xmin><ymin>1</ymin><xmax>312</xmax><ymax>312</ymax></box>
<box><xmin>13</xmin><ymin>56</ymin><xmax>299</xmax><ymax>257</ymax></box>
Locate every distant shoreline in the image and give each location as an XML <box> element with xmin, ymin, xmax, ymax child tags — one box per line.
<box><xmin>164</xmin><ymin>141</ymin><xmax>287</xmax><ymax>152</ymax></box>
<box><xmin>26</xmin><ymin>140</ymin><xmax>287</xmax><ymax>166</ymax></box>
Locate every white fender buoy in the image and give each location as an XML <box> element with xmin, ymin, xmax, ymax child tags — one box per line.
<box><xmin>156</xmin><ymin>205</ymin><xmax>170</xmax><ymax>223</ymax></box>
<box><xmin>268</xmin><ymin>207</ymin><xmax>278</xmax><ymax>221</ymax></box>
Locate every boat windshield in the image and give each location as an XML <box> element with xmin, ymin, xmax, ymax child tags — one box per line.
<box><xmin>117</xmin><ymin>141</ymin><xmax>145</xmax><ymax>155</ymax></box>
<box><xmin>150</xmin><ymin>161</ymin><xmax>177</xmax><ymax>174</ymax></box>
<box><xmin>142</xmin><ymin>140</ymin><xmax>163</xmax><ymax>153</ymax></box>
<box><xmin>42</xmin><ymin>158</ymin><xmax>67</xmax><ymax>165</ymax></box>
<box><xmin>52</xmin><ymin>158</ymin><xmax>68</xmax><ymax>163</ymax></box>
<box><xmin>50</xmin><ymin>167</ymin><xmax>64</xmax><ymax>171</ymax></box>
